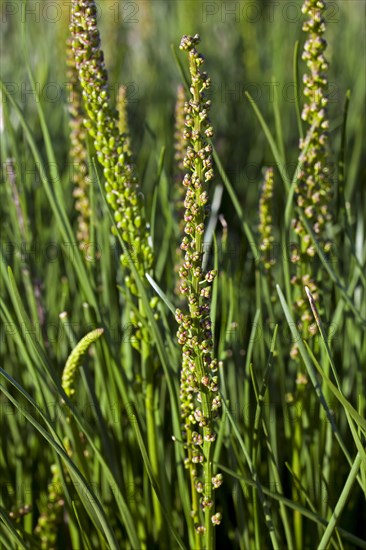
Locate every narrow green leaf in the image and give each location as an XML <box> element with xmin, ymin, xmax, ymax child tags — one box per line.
<box><xmin>245</xmin><ymin>92</ymin><xmax>290</xmax><ymax>191</ymax></box>
<box><xmin>318</xmin><ymin>453</ymin><xmax>362</xmax><ymax>550</ymax></box>
<box><xmin>145</xmin><ymin>273</ymin><xmax>176</xmax><ymax>315</ymax></box>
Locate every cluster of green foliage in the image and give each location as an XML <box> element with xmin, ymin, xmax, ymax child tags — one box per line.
<box><xmin>1</xmin><ymin>1</ymin><xmax>365</xmax><ymax>549</ymax></box>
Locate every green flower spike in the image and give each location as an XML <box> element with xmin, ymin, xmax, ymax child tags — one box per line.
<box><xmin>291</xmin><ymin>0</ymin><xmax>333</xmax><ymax>358</ymax></box>
<box><xmin>177</xmin><ymin>34</ymin><xmax>222</xmax><ymax>547</ymax></box>
<box><xmin>62</xmin><ymin>328</ymin><xmax>104</xmax><ymax>398</ymax></box>
<box><xmin>70</xmin><ymin>0</ymin><xmax>153</xmax><ymax>281</ymax></box>
<box><xmin>293</xmin><ymin>0</ymin><xmax>333</xmax><ymax>253</ymax></box>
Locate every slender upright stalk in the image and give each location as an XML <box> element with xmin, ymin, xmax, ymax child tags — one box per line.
<box><xmin>139</xmin><ymin>299</ymin><xmax>163</xmax><ymax>537</ymax></box>
<box><xmin>177</xmin><ymin>34</ymin><xmax>223</xmax><ymax>549</ymax></box>
<box><xmin>290</xmin><ymin>2</ymin><xmax>333</xmax><ymax>546</ymax></box>
<box><xmin>70</xmin><ymin>2</ymin><xmax>163</xmax><ymax>542</ymax></box>
<box><xmin>291</xmin><ymin>0</ymin><xmax>333</xmax><ymax>359</ymax></box>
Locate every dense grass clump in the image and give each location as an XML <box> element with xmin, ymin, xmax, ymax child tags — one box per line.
<box><xmin>1</xmin><ymin>1</ymin><xmax>365</xmax><ymax>549</ymax></box>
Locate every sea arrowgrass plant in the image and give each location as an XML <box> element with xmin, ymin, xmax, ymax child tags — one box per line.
<box><xmin>290</xmin><ymin>1</ymin><xmax>334</xmax><ymax>544</ymax></box>
<box><xmin>291</xmin><ymin>0</ymin><xmax>333</xmax><ymax>357</ymax></box>
<box><xmin>176</xmin><ymin>34</ymin><xmax>222</xmax><ymax>549</ymax></box>
<box><xmin>70</xmin><ymin>1</ymin><xmax>164</xmax><ymax>539</ymax></box>
<box><xmin>69</xmin><ymin>0</ymin><xmax>154</xmax><ymax>281</ymax></box>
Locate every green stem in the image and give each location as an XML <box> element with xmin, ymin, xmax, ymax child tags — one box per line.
<box><xmin>196</xmin><ymin>356</ymin><xmax>215</xmax><ymax>550</ymax></box>
<box><xmin>145</xmin><ymin>369</ymin><xmax>162</xmax><ymax>538</ymax></box>
<box><xmin>140</xmin><ymin>301</ymin><xmax>164</xmax><ymax>543</ymax></box>
<box><xmin>187</xmin><ymin>427</ymin><xmax>202</xmax><ymax>549</ymax></box>
<box><xmin>189</xmin><ymin>50</ymin><xmax>216</xmax><ymax>550</ymax></box>
<box><xmin>293</xmin><ymin>412</ymin><xmax>303</xmax><ymax>550</ymax></box>
<box><xmin>204</xmin><ymin>438</ymin><xmax>214</xmax><ymax>550</ymax></box>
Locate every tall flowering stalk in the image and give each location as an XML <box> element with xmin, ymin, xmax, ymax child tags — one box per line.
<box><xmin>176</xmin><ymin>34</ymin><xmax>222</xmax><ymax>548</ymax></box>
<box><xmin>291</xmin><ymin>0</ymin><xmax>333</xmax><ymax>358</ymax></box>
<box><xmin>70</xmin><ymin>1</ymin><xmax>153</xmax><ymax>282</ymax></box>
<box><xmin>290</xmin><ymin>2</ymin><xmax>333</xmax><ymax>546</ymax></box>
<box><xmin>70</xmin><ymin>0</ymin><xmax>163</xmax><ymax>537</ymax></box>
